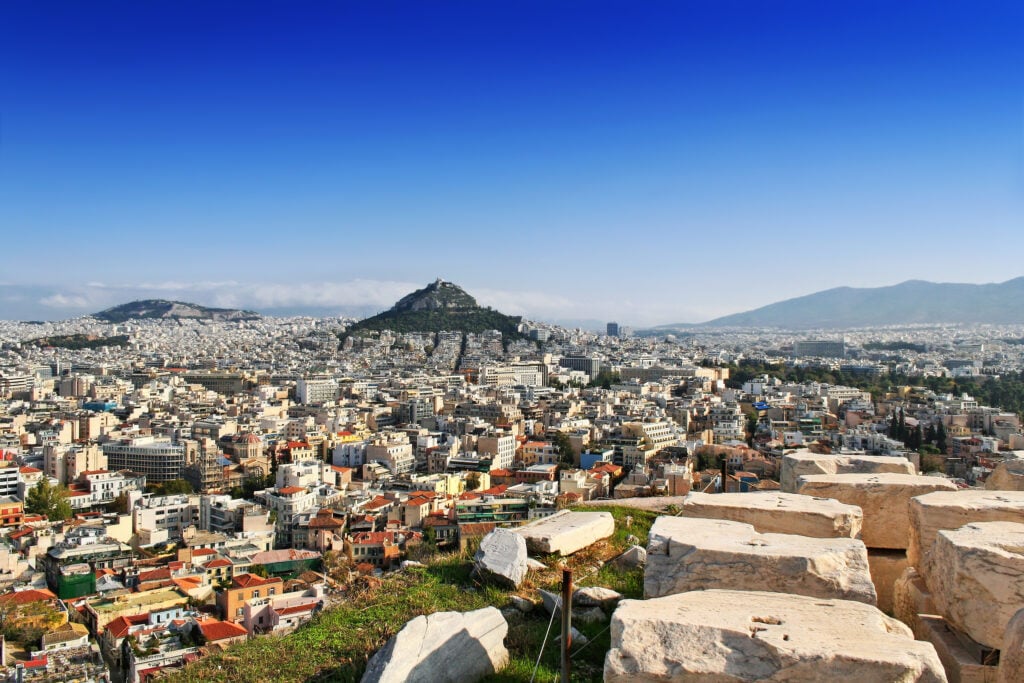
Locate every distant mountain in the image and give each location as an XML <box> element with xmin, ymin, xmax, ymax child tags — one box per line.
<box><xmin>343</xmin><ymin>279</ymin><xmax>523</xmax><ymax>337</ymax></box>
<box><xmin>657</xmin><ymin>278</ymin><xmax>1024</xmax><ymax>329</ymax></box>
<box><xmin>93</xmin><ymin>299</ymin><xmax>261</xmax><ymax>323</ymax></box>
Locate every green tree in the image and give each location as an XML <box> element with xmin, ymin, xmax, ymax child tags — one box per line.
<box><xmin>25</xmin><ymin>479</ymin><xmax>72</xmax><ymax>521</ymax></box>
<box><xmin>553</xmin><ymin>432</ymin><xmax>575</xmax><ymax>467</ymax></box>
<box><xmin>465</xmin><ymin>472</ymin><xmax>481</xmax><ymax>491</ymax></box>
<box><xmin>936</xmin><ymin>422</ymin><xmax>948</xmax><ymax>453</ymax></box>
<box><xmin>111</xmin><ymin>491</ymin><xmax>132</xmax><ymax>515</ymax></box>
<box><xmin>151</xmin><ymin>479</ymin><xmax>194</xmax><ymax>496</ymax></box>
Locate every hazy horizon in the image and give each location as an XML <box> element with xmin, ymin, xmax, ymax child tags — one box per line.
<box><xmin>2</xmin><ymin>2</ymin><xmax>1022</xmax><ymax>325</ymax></box>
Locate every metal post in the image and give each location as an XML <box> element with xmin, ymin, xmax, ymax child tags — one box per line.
<box><xmin>561</xmin><ymin>567</ymin><xmax>573</xmax><ymax>683</ymax></box>
<box><xmin>719</xmin><ymin>454</ymin><xmax>727</xmax><ymax>493</ymax></box>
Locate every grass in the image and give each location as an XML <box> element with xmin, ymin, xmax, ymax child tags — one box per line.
<box><xmin>164</xmin><ymin>505</ymin><xmax>658</xmax><ymax>683</ymax></box>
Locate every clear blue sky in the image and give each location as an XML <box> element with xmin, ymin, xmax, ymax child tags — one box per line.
<box><xmin>1</xmin><ymin>1</ymin><xmax>1022</xmax><ymax>325</ymax></box>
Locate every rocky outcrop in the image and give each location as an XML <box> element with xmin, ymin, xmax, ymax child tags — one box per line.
<box><xmin>927</xmin><ymin>521</ymin><xmax>1024</xmax><ymax>650</ymax></box>
<box><xmin>796</xmin><ymin>473</ymin><xmax>957</xmax><ymax>549</ymax></box>
<box><xmin>644</xmin><ymin>516</ymin><xmax>877</xmax><ymax>604</ymax></box>
<box><xmin>573</xmin><ymin>586</ymin><xmax>622</xmax><ymax>609</ymax></box>
<box><xmin>605</xmin><ymin>589</ymin><xmax>946</xmax><ymax>682</ymax></box>
<box><xmin>1000</xmin><ymin>607</ymin><xmax>1024</xmax><ymax>683</ymax></box>
<box><xmin>986</xmin><ymin>458</ymin><xmax>1024</xmax><ymax>492</ymax></box>
<box><xmin>907</xmin><ymin>489</ymin><xmax>1024</xmax><ymax>574</ymax></box>
<box><xmin>680</xmin><ymin>491</ymin><xmax>863</xmax><ymax>538</ymax></box>
<box><xmin>515</xmin><ymin>510</ymin><xmax>614</xmax><ymax>556</ymax></box>
<box><xmin>360</xmin><ymin>607</ymin><xmax>509</xmax><ymax>683</ymax></box>
<box><xmin>474</xmin><ymin>528</ymin><xmax>528</xmax><ymax>588</ymax></box>
<box><xmin>781</xmin><ymin>451</ymin><xmax>915</xmax><ymax>493</ymax></box>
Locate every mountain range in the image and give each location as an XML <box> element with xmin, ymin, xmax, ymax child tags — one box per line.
<box><xmin>659</xmin><ymin>277</ymin><xmax>1024</xmax><ymax>329</ymax></box>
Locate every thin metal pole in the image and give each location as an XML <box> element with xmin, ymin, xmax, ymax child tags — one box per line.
<box><xmin>561</xmin><ymin>567</ymin><xmax>573</xmax><ymax>683</ymax></box>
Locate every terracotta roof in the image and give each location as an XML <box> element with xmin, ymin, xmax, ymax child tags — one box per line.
<box><xmin>231</xmin><ymin>573</ymin><xmax>282</xmax><ymax>589</ymax></box>
<box><xmin>199</xmin><ymin>619</ymin><xmax>248</xmax><ymax>642</ymax></box>
<box><xmin>278</xmin><ymin>486</ymin><xmax>306</xmax><ymax>496</ymax></box>
<box><xmin>275</xmin><ymin>602</ymin><xmax>316</xmax><ymax>616</ymax></box>
<box><xmin>0</xmin><ymin>588</ymin><xmax>57</xmax><ymax>605</ymax></box>
<box><xmin>19</xmin><ymin>466</ymin><xmax>42</xmax><ymax>474</ymax></box>
<box><xmin>205</xmin><ymin>558</ymin><xmax>232</xmax><ymax>569</ymax></box>
<box><xmin>105</xmin><ymin>613</ymin><xmax>149</xmax><ymax>639</ymax></box>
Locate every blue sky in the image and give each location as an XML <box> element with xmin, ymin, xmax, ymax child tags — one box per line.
<box><xmin>1</xmin><ymin>1</ymin><xmax>1021</xmax><ymax>325</ymax></box>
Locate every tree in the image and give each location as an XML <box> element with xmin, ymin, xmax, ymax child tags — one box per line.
<box><xmin>936</xmin><ymin>422</ymin><xmax>948</xmax><ymax>453</ymax></box>
<box><xmin>553</xmin><ymin>432</ymin><xmax>575</xmax><ymax>467</ymax></box>
<box><xmin>111</xmin><ymin>491</ymin><xmax>132</xmax><ymax>515</ymax></box>
<box><xmin>154</xmin><ymin>479</ymin><xmax>194</xmax><ymax>496</ymax></box>
<box><xmin>465</xmin><ymin>472</ymin><xmax>481</xmax><ymax>491</ymax></box>
<box><xmin>25</xmin><ymin>479</ymin><xmax>72</xmax><ymax>521</ymax></box>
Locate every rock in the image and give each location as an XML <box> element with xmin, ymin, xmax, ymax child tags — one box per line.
<box><xmin>780</xmin><ymin>450</ymin><xmax>915</xmax><ymax>493</ymax></box>
<box><xmin>573</xmin><ymin>586</ymin><xmax>622</xmax><ymax>608</ymax></box>
<box><xmin>575</xmin><ymin>606</ymin><xmax>606</xmax><ymax>624</ymax></box>
<box><xmin>515</xmin><ymin>510</ymin><xmax>614</xmax><ymax>556</ymax></box>
<box><xmin>554</xmin><ymin>626</ymin><xmax>587</xmax><ymax>647</ymax></box>
<box><xmin>987</xmin><ymin>458</ymin><xmax>1024</xmax><ymax>492</ymax></box>
<box><xmin>908</xmin><ymin>489</ymin><xmax>1024</xmax><ymax>575</ymax></box>
<box><xmin>525</xmin><ymin>558</ymin><xmax>547</xmax><ymax>571</ymax></box>
<box><xmin>999</xmin><ymin>607</ymin><xmax>1024</xmax><ymax>683</ymax></box>
<box><xmin>644</xmin><ymin>516</ymin><xmax>877</xmax><ymax>604</ymax></box>
<box><xmin>401</xmin><ymin>560</ymin><xmax>425</xmax><ymax>569</ymax></box>
<box><xmin>474</xmin><ymin>528</ymin><xmax>528</xmax><ymax>589</ymax></box>
<box><xmin>680</xmin><ymin>491</ymin><xmax>863</xmax><ymax>539</ymax></box>
<box><xmin>538</xmin><ymin>588</ymin><xmax>562</xmax><ymax>616</ymax></box>
<box><xmin>604</xmin><ymin>589</ymin><xmax>946</xmax><ymax>682</ymax></box>
<box><xmin>893</xmin><ymin>567</ymin><xmax>938</xmax><ymax>640</ymax></box>
<box><xmin>927</xmin><ymin>521</ymin><xmax>1024</xmax><ymax>650</ymax></box>
<box><xmin>796</xmin><ymin>473</ymin><xmax>957</xmax><ymax>549</ymax></box>
<box><xmin>509</xmin><ymin>595</ymin><xmax>533</xmax><ymax>613</ymax></box>
<box><xmin>917</xmin><ymin>615</ymin><xmax>999</xmax><ymax>683</ymax></box>
<box><xmin>360</xmin><ymin>606</ymin><xmax>509</xmax><ymax>683</ymax></box>
<box><xmin>867</xmin><ymin>549</ymin><xmax>908</xmax><ymax>615</ymax></box>
<box><xmin>611</xmin><ymin>544</ymin><xmax>646</xmax><ymax>570</ymax></box>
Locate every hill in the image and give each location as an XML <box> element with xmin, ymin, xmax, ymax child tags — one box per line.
<box><xmin>164</xmin><ymin>505</ymin><xmax>654</xmax><ymax>683</ymax></box>
<box><xmin>93</xmin><ymin>300</ymin><xmax>261</xmax><ymax>323</ymax></box>
<box><xmin>657</xmin><ymin>278</ymin><xmax>1024</xmax><ymax>329</ymax></box>
<box><xmin>26</xmin><ymin>334</ymin><xmax>130</xmax><ymax>350</ymax></box>
<box><xmin>342</xmin><ymin>279</ymin><xmax>523</xmax><ymax>338</ymax></box>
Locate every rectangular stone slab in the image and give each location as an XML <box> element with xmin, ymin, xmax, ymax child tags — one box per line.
<box><xmin>679</xmin><ymin>491</ymin><xmax>863</xmax><ymax>539</ymax></box>
<box><xmin>797</xmin><ymin>473</ymin><xmax>958</xmax><ymax>549</ymax></box>
<box><xmin>645</xmin><ymin>516</ymin><xmax>877</xmax><ymax>604</ymax></box>
<box><xmin>927</xmin><ymin>521</ymin><xmax>1024</xmax><ymax>650</ymax></box>
<box><xmin>605</xmin><ymin>589</ymin><xmax>946</xmax><ymax>682</ymax></box>
<box><xmin>781</xmin><ymin>451</ymin><xmax>915</xmax><ymax>493</ymax></box>
<box><xmin>514</xmin><ymin>509</ymin><xmax>614</xmax><ymax>556</ymax></box>
<box><xmin>908</xmin><ymin>489</ymin><xmax>1024</xmax><ymax>574</ymax></box>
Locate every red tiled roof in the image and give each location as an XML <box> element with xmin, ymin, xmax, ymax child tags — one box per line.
<box><xmin>275</xmin><ymin>602</ymin><xmax>316</xmax><ymax>616</ymax></box>
<box><xmin>105</xmin><ymin>613</ymin><xmax>149</xmax><ymax>639</ymax></box>
<box><xmin>278</xmin><ymin>486</ymin><xmax>305</xmax><ymax>496</ymax></box>
<box><xmin>205</xmin><ymin>558</ymin><xmax>232</xmax><ymax>569</ymax></box>
<box><xmin>199</xmin><ymin>619</ymin><xmax>248</xmax><ymax>642</ymax></box>
<box><xmin>231</xmin><ymin>573</ymin><xmax>282</xmax><ymax>589</ymax></box>
<box><xmin>19</xmin><ymin>466</ymin><xmax>42</xmax><ymax>474</ymax></box>
<box><xmin>0</xmin><ymin>588</ymin><xmax>57</xmax><ymax>605</ymax></box>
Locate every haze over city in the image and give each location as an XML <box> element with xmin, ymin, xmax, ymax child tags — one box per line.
<box><xmin>2</xmin><ymin>1</ymin><xmax>1022</xmax><ymax>325</ymax></box>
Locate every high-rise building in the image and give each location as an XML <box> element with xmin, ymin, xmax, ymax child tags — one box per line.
<box><xmin>606</xmin><ymin>322</ymin><xmax>619</xmax><ymax>337</ymax></box>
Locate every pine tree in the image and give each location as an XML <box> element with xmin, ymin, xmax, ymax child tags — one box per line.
<box><xmin>25</xmin><ymin>479</ymin><xmax>72</xmax><ymax>522</ymax></box>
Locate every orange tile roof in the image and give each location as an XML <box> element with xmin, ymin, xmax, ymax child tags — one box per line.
<box><xmin>0</xmin><ymin>588</ymin><xmax>56</xmax><ymax>605</ymax></box>
<box><xmin>199</xmin><ymin>619</ymin><xmax>248</xmax><ymax>642</ymax></box>
<box><xmin>278</xmin><ymin>486</ymin><xmax>306</xmax><ymax>496</ymax></box>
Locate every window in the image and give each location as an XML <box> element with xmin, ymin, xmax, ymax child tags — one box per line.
<box><xmin>236</xmin><ymin>607</ymin><xmax>244</xmax><ymax>617</ymax></box>
<box><xmin>268</xmin><ymin>587</ymin><xmax>276</xmax><ymax>596</ymax></box>
<box><xmin>252</xmin><ymin>590</ymin><xmax>259</xmax><ymax>599</ymax></box>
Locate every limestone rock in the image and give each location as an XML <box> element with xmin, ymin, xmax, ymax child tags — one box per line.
<box><xmin>538</xmin><ymin>588</ymin><xmax>562</xmax><ymax>616</ymax></box>
<box><xmin>908</xmin><ymin>489</ymin><xmax>1024</xmax><ymax>575</ymax></box>
<box><xmin>611</xmin><ymin>544</ymin><xmax>646</xmax><ymax>570</ymax></box>
<box><xmin>796</xmin><ymin>473</ymin><xmax>957</xmax><ymax>549</ymax></box>
<box><xmin>986</xmin><ymin>458</ymin><xmax>1024</xmax><ymax>492</ymax></box>
<box><xmin>781</xmin><ymin>450</ymin><xmax>915</xmax><ymax>493</ymax></box>
<box><xmin>867</xmin><ymin>549</ymin><xmax>909</xmax><ymax>615</ymax></box>
<box><xmin>680</xmin><ymin>490</ymin><xmax>863</xmax><ymax>538</ymax></box>
<box><xmin>525</xmin><ymin>558</ymin><xmax>547</xmax><ymax>571</ymax></box>
<box><xmin>644</xmin><ymin>516</ymin><xmax>877</xmax><ymax>604</ymax></box>
<box><xmin>999</xmin><ymin>607</ymin><xmax>1024</xmax><ymax>683</ymax></box>
<box><xmin>573</xmin><ymin>586</ymin><xmax>622</xmax><ymax>608</ymax></box>
<box><xmin>917</xmin><ymin>615</ymin><xmax>999</xmax><ymax>683</ymax></box>
<box><xmin>893</xmin><ymin>567</ymin><xmax>938</xmax><ymax>639</ymax></box>
<box><xmin>927</xmin><ymin>521</ymin><xmax>1024</xmax><ymax>650</ymax></box>
<box><xmin>474</xmin><ymin>528</ymin><xmax>528</xmax><ymax>589</ymax></box>
<box><xmin>401</xmin><ymin>560</ymin><xmax>425</xmax><ymax>570</ymax></box>
<box><xmin>361</xmin><ymin>606</ymin><xmax>509</xmax><ymax>683</ymax></box>
<box><xmin>605</xmin><ymin>589</ymin><xmax>946</xmax><ymax>682</ymax></box>
<box><xmin>509</xmin><ymin>595</ymin><xmax>533</xmax><ymax>613</ymax></box>
<box><xmin>575</xmin><ymin>606</ymin><xmax>606</xmax><ymax>624</ymax></box>
<box><xmin>554</xmin><ymin>626</ymin><xmax>587</xmax><ymax>647</ymax></box>
<box><xmin>515</xmin><ymin>510</ymin><xmax>614</xmax><ymax>556</ymax></box>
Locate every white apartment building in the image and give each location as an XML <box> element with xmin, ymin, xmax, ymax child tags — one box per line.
<box><xmin>476</xmin><ymin>433</ymin><xmax>516</xmax><ymax>470</ymax></box>
<box><xmin>134</xmin><ymin>494</ymin><xmax>200</xmax><ymax>545</ymax></box>
<box><xmin>365</xmin><ymin>433</ymin><xmax>415</xmax><ymax>475</ymax></box>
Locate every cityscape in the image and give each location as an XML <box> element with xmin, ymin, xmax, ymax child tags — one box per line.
<box><xmin>3</xmin><ymin>1</ymin><xmax>1023</xmax><ymax>682</ymax></box>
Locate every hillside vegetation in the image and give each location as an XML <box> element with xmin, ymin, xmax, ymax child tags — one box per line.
<box><xmin>165</xmin><ymin>505</ymin><xmax>656</xmax><ymax>683</ymax></box>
